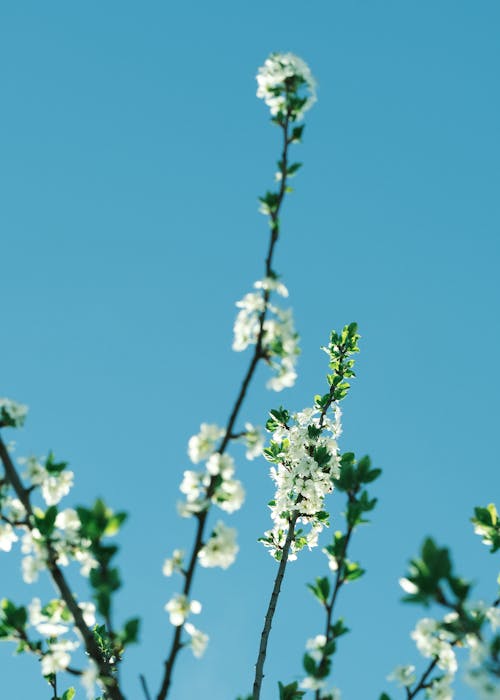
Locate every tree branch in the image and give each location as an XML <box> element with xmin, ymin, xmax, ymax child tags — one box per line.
<box><xmin>252</xmin><ymin>511</ymin><xmax>299</xmax><ymax>700</ymax></box>
<box><xmin>0</xmin><ymin>435</ymin><xmax>125</xmax><ymax>700</ymax></box>
<box><xmin>156</xmin><ymin>111</ymin><xmax>294</xmax><ymax>700</ymax></box>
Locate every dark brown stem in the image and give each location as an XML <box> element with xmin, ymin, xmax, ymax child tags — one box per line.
<box><xmin>406</xmin><ymin>656</ymin><xmax>440</xmax><ymax>699</ymax></box>
<box><xmin>140</xmin><ymin>674</ymin><xmax>152</xmax><ymax>700</ymax></box>
<box><xmin>0</xmin><ymin>435</ymin><xmax>125</xmax><ymax>700</ymax></box>
<box><xmin>252</xmin><ymin>512</ymin><xmax>299</xmax><ymax>700</ymax></box>
<box><xmin>314</xmin><ymin>516</ymin><xmax>355</xmax><ymax>700</ymax></box>
<box><xmin>156</xmin><ymin>111</ymin><xmax>294</xmax><ymax>700</ymax></box>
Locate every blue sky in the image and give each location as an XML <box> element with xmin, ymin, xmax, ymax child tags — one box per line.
<box><xmin>1</xmin><ymin>2</ymin><xmax>499</xmax><ymax>699</ymax></box>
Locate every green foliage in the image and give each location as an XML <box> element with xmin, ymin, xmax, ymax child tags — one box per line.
<box><xmin>33</xmin><ymin>505</ymin><xmax>58</xmax><ymax>537</ymax></box>
<box><xmin>401</xmin><ymin>537</ymin><xmax>470</xmax><ymax>607</ymax></box>
<box><xmin>77</xmin><ymin>499</ymin><xmax>127</xmax><ymax>618</ymax></box>
<box><xmin>278</xmin><ymin>680</ymin><xmax>305</xmax><ymax>699</ymax></box>
<box><xmin>61</xmin><ymin>688</ymin><xmax>76</xmax><ymax>700</ymax></box>
<box><xmin>307</xmin><ymin>577</ymin><xmax>330</xmax><ymax>606</ymax></box>
<box><xmin>45</xmin><ymin>451</ymin><xmax>68</xmax><ymax>475</ymax></box>
<box><xmin>266</xmin><ymin>407</ymin><xmax>290</xmax><ymax>432</ymax></box>
<box><xmin>0</xmin><ymin>599</ymin><xmax>27</xmax><ymax>636</ymax></box>
<box><xmin>472</xmin><ymin>504</ymin><xmax>500</xmax><ymax>553</ymax></box>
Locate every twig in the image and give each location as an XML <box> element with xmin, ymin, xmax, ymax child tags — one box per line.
<box><xmin>140</xmin><ymin>674</ymin><xmax>152</xmax><ymax>700</ymax></box>
<box><xmin>252</xmin><ymin>511</ymin><xmax>299</xmax><ymax>700</ymax></box>
<box><xmin>0</xmin><ymin>435</ymin><xmax>125</xmax><ymax>700</ymax></box>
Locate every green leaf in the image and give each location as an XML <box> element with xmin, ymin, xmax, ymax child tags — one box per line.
<box><xmin>62</xmin><ymin>689</ymin><xmax>76</xmax><ymax>700</ymax></box>
<box><xmin>303</xmin><ymin>653</ymin><xmax>317</xmax><ymax>675</ymax></box>
<box><xmin>278</xmin><ymin>681</ymin><xmax>305</xmax><ymax>700</ymax></box>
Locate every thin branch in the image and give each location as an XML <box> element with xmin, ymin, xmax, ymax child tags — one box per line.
<box><xmin>0</xmin><ymin>435</ymin><xmax>125</xmax><ymax>700</ymax></box>
<box><xmin>314</xmin><ymin>516</ymin><xmax>355</xmax><ymax>700</ymax></box>
<box><xmin>156</xmin><ymin>110</ymin><xmax>294</xmax><ymax>700</ymax></box>
<box><xmin>140</xmin><ymin>674</ymin><xmax>152</xmax><ymax>700</ymax></box>
<box><xmin>252</xmin><ymin>511</ymin><xmax>299</xmax><ymax>700</ymax></box>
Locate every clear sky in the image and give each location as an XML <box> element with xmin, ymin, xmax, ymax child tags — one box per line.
<box><xmin>1</xmin><ymin>2</ymin><xmax>499</xmax><ymax>699</ymax></box>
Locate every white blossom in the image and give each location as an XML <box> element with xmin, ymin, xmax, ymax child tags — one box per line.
<box><xmin>206</xmin><ymin>453</ymin><xmax>235</xmax><ymax>478</ymax></box>
<box><xmin>165</xmin><ymin>594</ymin><xmax>201</xmax><ymax>627</ymax></box>
<box><xmin>387</xmin><ymin>665</ymin><xmax>417</xmax><ymax>687</ymax></box>
<box><xmin>163</xmin><ymin>549</ymin><xmax>184</xmax><ymax>577</ymax></box>
<box><xmin>41</xmin><ymin>639</ymin><xmax>77</xmax><ymax>675</ymax></box>
<box><xmin>426</xmin><ymin>674</ymin><xmax>454</xmax><ymax>700</ymax></box>
<box><xmin>305</xmin><ymin>634</ymin><xmax>327</xmax><ymax>662</ymax></box>
<box><xmin>300</xmin><ymin>676</ymin><xmax>326</xmax><ymax>691</ymax></box>
<box><xmin>411</xmin><ymin>618</ymin><xmax>457</xmax><ymax>675</ymax></box>
<box><xmin>0</xmin><ymin>398</ymin><xmax>28</xmax><ymax>428</ymax></box>
<box><xmin>20</xmin><ymin>455</ymin><xmax>74</xmax><ymax>506</ymax></box>
<box><xmin>261</xmin><ymin>406</ymin><xmax>341</xmax><ymax>559</ymax></box>
<box><xmin>232</xmin><ymin>279</ymin><xmax>300</xmax><ymax>392</ymax></box>
<box><xmin>212</xmin><ymin>477</ymin><xmax>245</xmax><ymax>513</ymax></box>
<box><xmin>399</xmin><ymin>577</ymin><xmax>419</xmax><ymax>594</ymax></box>
<box><xmin>242</xmin><ymin>423</ymin><xmax>265</xmax><ymax>460</ymax></box>
<box><xmin>41</xmin><ymin>471</ymin><xmax>74</xmax><ymax>506</ymax></box>
<box><xmin>0</xmin><ymin>523</ymin><xmax>18</xmax><ymax>552</ymax></box>
<box><xmin>256</xmin><ymin>53</ymin><xmax>317</xmax><ymax>120</ymax></box>
<box><xmin>29</xmin><ymin>598</ymin><xmax>70</xmax><ymax>637</ymax></box>
<box><xmin>81</xmin><ymin>660</ymin><xmax>100</xmax><ymax>700</ymax></box>
<box><xmin>184</xmin><ymin>622</ymin><xmax>209</xmax><ymax>658</ymax></box>
<box><xmin>198</xmin><ymin>521</ymin><xmax>239</xmax><ymax>569</ymax></box>
<box><xmin>188</xmin><ymin>424</ymin><xmax>224</xmax><ymax>464</ymax></box>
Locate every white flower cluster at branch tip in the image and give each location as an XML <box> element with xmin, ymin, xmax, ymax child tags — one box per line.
<box><xmin>233</xmin><ymin>277</ymin><xmax>299</xmax><ymax>392</ymax></box>
<box><xmin>0</xmin><ymin>398</ymin><xmax>28</xmax><ymax>428</ymax></box>
<box><xmin>256</xmin><ymin>53</ymin><xmax>317</xmax><ymax>120</ymax></box>
<box><xmin>261</xmin><ymin>405</ymin><xmax>342</xmax><ymax>560</ymax></box>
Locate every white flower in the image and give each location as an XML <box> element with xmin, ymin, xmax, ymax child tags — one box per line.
<box><xmin>0</xmin><ymin>523</ymin><xmax>18</xmax><ymax>552</ymax></box>
<box><xmin>387</xmin><ymin>665</ymin><xmax>416</xmax><ymax>687</ymax></box>
<box><xmin>165</xmin><ymin>594</ymin><xmax>201</xmax><ymax>627</ymax></box>
<box><xmin>188</xmin><ymin>424</ymin><xmax>224</xmax><ymax>464</ymax></box>
<box><xmin>426</xmin><ymin>674</ymin><xmax>454</xmax><ymax>700</ymax></box>
<box><xmin>399</xmin><ymin>577</ymin><xmax>419</xmax><ymax>594</ymax></box>
<box><xmin>256</xmin><ymin>53</ymin><xmax>317</xmax><ymax>120</ymax></box>
<box><xmin>242</xmin><ymin>423</ymin><xmax>265</xmax><ymax>460</ymax></box>
<box><xmin>29</xmin><ymin>598</ymin><xmax>69</xmax><ymax>637</ymax></box>
<box><xmin>254</xmin><ymin>277</ymin><xmax>289</xmax><ymax>298</ymax></box>
<box><xmin>41</xmin><ymin>471</ymin><xmax>74</xmax><ymax>506</ymax></box>
<box><xmin>305</xmin><ymin>634</ymin><xmax>327</xmax><ymax>662</ymax></box>
<box><xmin>81</xmin><ymin>660</ymin><xmax>99</xmax><ymax>699</ymax></box>
<box><xmin>0</xmin><ymin>398</ymin><xmax>28</xmax><ymax>428</ymax></box>
<box><xmin>184</xmin><ymin>622</ymin><xmax>209</xmax><ymax>658</ymax></box>
<box><xmin>41</xmin><ymin>639</ymin><xmax>77</xmax><ymax>675</ymax></box>
<box><xmin>198</xmin><ymin>521</ymin><xmax>239</xmax><ymax>569</ymax></box>
<box><xmin>486</xmin><ymin>606</ymin><xmax>500</xmax><ymax>631</ymax></box>
<box><xmin>79</xmin><ymin>601</ymin><xmax>96</xmax><ymax>628</ymax></box>
<box><xmin>300</xmin><ymin>676</ymin><xmax>326</xmax><ymax>691</ymax></box>
<box><xmin>261</xmin><ymin>406</ymin><xmax>341</xmax><ymax>559</ymax></box>
<box><xmin>206</xmin><ymin>453</ymin><xmax>235</xmax><ymax>478</ymax></box>
<box><xmin>178</xmin><ymin>470</ymin><xmax>210</xmax><ymax>516</ymax></box>
<box><xmin>20</xmin><ymin>455</ymin><xmax>74</xmax><ymax>506</ymax></box>
<box><xmin>22</xmin><ymin>554</ymin><xmax>45</xmax><ymax>584</ymax></box>
<box><xmin>163</xmin><ymin>549</ymin><xmax>184</xmax><ymax>577</ymax></box>
<box><xmin>212</xmin><ymin>477</ymin><xmax>245</xmax><ymax>513</ymax></box>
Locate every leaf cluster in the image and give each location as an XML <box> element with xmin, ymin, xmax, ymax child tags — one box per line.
<box><xmin>472</xmin><ymin>504</ymin><xmax>500</xmax><ymax>553</ymax></box>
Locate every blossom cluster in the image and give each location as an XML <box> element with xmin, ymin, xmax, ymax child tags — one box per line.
<box><xmin>233</xmin><ymin>277</ymin><xmax>299</xmax><ymax>392</ymax></box>
<box><xmin>388</xmin><ymin>604</ymin><xmax>500</xmax><ymax>699</ymax></box>
<box><xmin>0</xmin><ymin>398</ymin><xmax>28</xmax><ymax>428</ymax></box>
<box><xmin>256</xmin><ymin>52</ymin><xmax>317</xmax><ymax>121</ymax></box>
<box><xmin>261</xmin><ymin>405</ymin><xmax>342</xmax><ymax>560</ymax></box>
<box><xmin>164</xmin><ymin>594</ymin><xmax>208</xmax><ymax>658</ymax></box>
